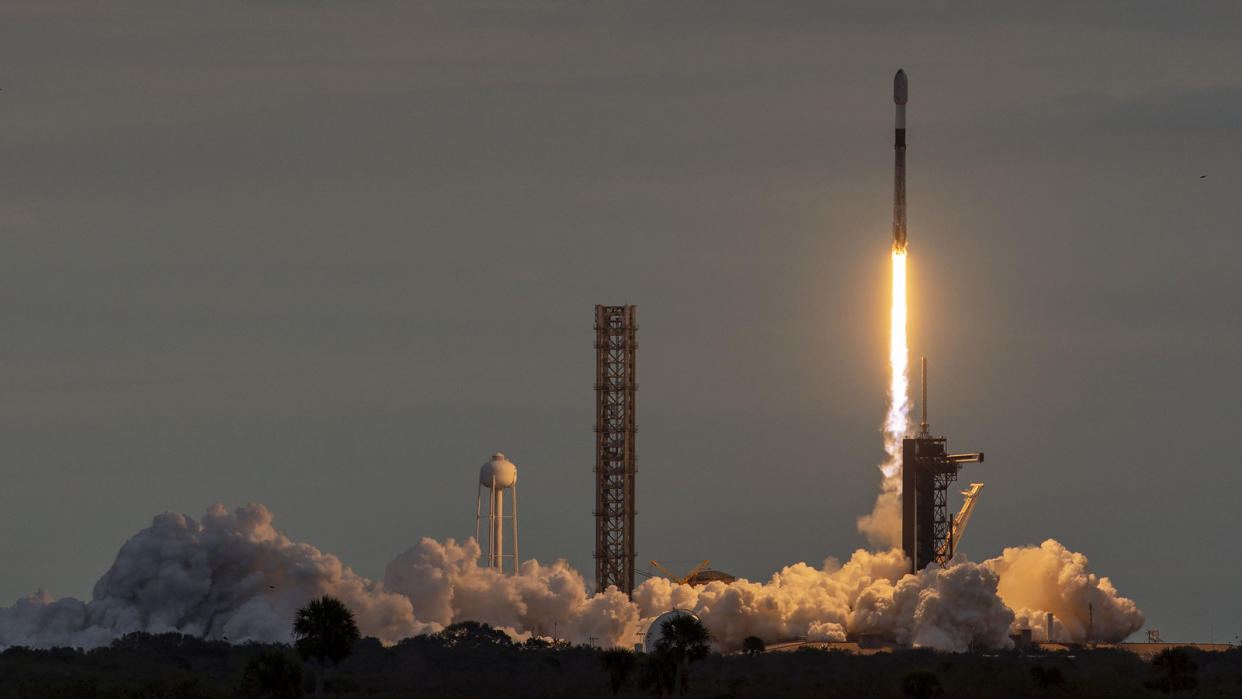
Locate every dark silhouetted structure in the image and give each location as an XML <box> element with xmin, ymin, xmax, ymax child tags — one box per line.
<box><xmin>594</xmin><ymin>305</ymin><xmax>637</xmax><ymax>594</ymax></box>
<box><xmin>902</xmin><ymin>358</ymin><xmax>983</xmax><ymax>572</ymax></box>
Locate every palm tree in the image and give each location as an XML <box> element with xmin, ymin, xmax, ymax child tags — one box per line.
<box><xmin>293</xmin><ymin>595</ymin><xmax>361</xmax><ymax>698</ymax></box>
<box><xmin>655</xmin><ymin>614</ymin><xmax>711</xmax><ymax>662</ymax></box>
<box><xmin>651</xmin><ymin>615</ymin><xmax>711</xmax><ymax>696</ymax></box>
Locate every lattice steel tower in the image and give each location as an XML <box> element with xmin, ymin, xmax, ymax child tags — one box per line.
<box><xmin>594</xmin><ymin>305</ymin><xmax>637</xmax><ymax>595</ymax></box>
<box><xmin>902</xmin><ymin>357</ymin><xmax>984</xmax><ymax>572</ymax></box>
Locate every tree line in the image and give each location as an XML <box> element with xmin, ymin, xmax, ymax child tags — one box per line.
<box><xmin>0</xmin><ymin>595</ymin><xmax>1237</xmax><ymax>697</ymax></box>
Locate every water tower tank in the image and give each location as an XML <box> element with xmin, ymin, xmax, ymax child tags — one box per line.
<box><xmin>479</xmin><ymin>452</ymin><xmax>517</xmax><ymax>489</ymax></box>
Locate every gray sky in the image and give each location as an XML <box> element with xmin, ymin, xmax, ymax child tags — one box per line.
<box><xmin>2</xmin><ymin>1</ymin><xmax>1239</xmax><ymax>643</ymax></box>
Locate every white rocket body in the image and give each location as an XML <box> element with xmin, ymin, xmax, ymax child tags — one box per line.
<box><xmin>893</xmin><ymin>69</ymin><xmax>908</xmax><ymax>253</ymax></box>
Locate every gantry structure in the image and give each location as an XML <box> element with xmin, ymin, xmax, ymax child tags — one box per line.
<box><xmin>902</xmin><ymin>358</ymin><xmax>985</xmax><ymax>572</ymax></box>
<box><xmin>594</xmin><ymin>305</ymin><xmax>637</xmax><ymax>594</ymax></box>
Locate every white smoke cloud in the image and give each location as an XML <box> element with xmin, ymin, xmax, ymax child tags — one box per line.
<box><xmin>0</xmin><ymin>503</ymin><xmax>1141</xmax><ymax>653</ymax></box>
<box><xmin>0</xmin><ymin>503</ymin><xmax>634</xmax><ymax>650</ymax></box>
<box><xmin>0</xmin><ymin>504</ymin><xmax>428</xmax><ymax>649</ymax></box>
<box><xmin>630</xmin><ymin>541</ymin><xmax>1139</xmax><ymax>651</ymax></box>
<box><xmin>382</xmin><ymin>536</ymin><xmax>638</xmax><ymax>646</ymax></box>
<box><xmin>856</xmin><ymin>486</ymin><xmax>902</xmax><ymax>549</ymax></box>
<box><xmin>983</xmin><ymin>539</ymin><xmax>1144</xmax><ymax>643</ymax></box>
<box><xmin>632</xmin><ymin>548</ymin><xmax>1014</xmax><ymax>652</ymax></box>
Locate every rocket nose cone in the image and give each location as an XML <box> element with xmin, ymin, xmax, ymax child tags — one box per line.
<box><xmin>894</xmin><ymin>69</ymin><xmax>908</xmax><ymax>105</ymax></box>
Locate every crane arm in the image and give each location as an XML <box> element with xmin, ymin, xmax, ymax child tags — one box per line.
<box><xmin>651</xmin><ymin>560</ymin><xmax>678</xmax><ymax>583</ymax></box>
<box><xmin>651</xmin><ymin>559</ymin><xmax>712</xmax><ymax>585</ymax></box>
<box><xmin>938</xmin><ymin>483</ymin><xmax>984</xmax><ymax>560</ymax></box>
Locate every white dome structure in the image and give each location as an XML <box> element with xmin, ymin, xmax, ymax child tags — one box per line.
<box><xmin>479</xmin><ymin>452</ymin><xmax>517</xmax><ymax>489</ymax></box>
<box><xmin>643</xmin><ymin>609</ymin><xmax>701</xmax><ymax>653</ymax></box>
<box><xmin>476</xmin><ymin>452</ymin><xmax>519</xmax><ymax>574</ymax></box>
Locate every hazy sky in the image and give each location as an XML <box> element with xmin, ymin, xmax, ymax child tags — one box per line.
<box><xmin>2</xmin><ymin>1</ymin><xmax>1239</xmax><ymax>643</ymax></box>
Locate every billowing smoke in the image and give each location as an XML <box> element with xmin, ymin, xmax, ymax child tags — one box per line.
<box><xmin>382</xmin><ymin>537</ymin><xmax>637</xmax><ymax>646</ymax></box>
<box><xmin>0</xmin><ymin>503</ymin><xmax>634</xmax><ymax>649</ymax></box>
<box><xmin>856</xmin><ymin>485</ymin><xmax>902</xmax><ymax>549</ymax></box>
<box><xmin>630</xmin><ymin>541</ymin><xmax>1140</xmax><ymax>651</ymax></box>
<box><xmin>0</xmin><ymin>503</ymin><xmax>1142</xmax><ymax>653</ymax></box>
<box><xmin>983</xmin><ymin>539</ymin><xmax>1145</xmax><ymax>643</ymax></box>
<box><xmin>0</xmin><ymin>504</ymin><xmax>428</xmax><ymax>649</ymax></box>
<box><xmin>633</xmin><ymin>548</ymin><xmax>1014</xmax><ymax>652</ymax></box>
<box><xmin>634</xmin><ymin>549</ymin><xmax>909</xmax><ymax>648</ymax></box>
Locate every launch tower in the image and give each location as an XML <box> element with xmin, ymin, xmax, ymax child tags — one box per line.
<box><xmin>594</xmin><ymin>305</ymin><xmax>637</xmax><ymax>594</ymax></box>
<box><xmin>902</xmin><ymin>358</ymin><xmax>984</xmax><ymax>572</ymax></box>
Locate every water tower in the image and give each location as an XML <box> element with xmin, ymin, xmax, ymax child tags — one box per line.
<box><xmin>476</xmin><ymin>452</ymin><xmax>519</xmax><ymax>573</ymax></box>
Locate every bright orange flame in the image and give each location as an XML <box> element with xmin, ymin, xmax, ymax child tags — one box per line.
<box><xmin>856</xmin><ymin>247</ymin><xmax>911</xmax><ymax>546</ymax></box>
<box><xmin>882</xmin><ymin>249</ymin><xmax>909</xmax><ymax>482</ymax></box>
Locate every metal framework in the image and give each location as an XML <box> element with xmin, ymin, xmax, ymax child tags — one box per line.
<box><xmin>903</xmin><ymin>436</ymin><xmax>984</xmax><ymax>570</ymax></box>
<box><xmin>476</xmin><ymin>478</ymin><xmax>518</xmax><ymax>574</ymax></box>
<box><xmin>937</xmin><ymin>483</ymin><xmax>984</xmax><ymax>561</ymax></box>
<box><xmin>594</xmin><ymin>305</ymin><xmax>637</xmax><ymax>594</ymax></box>
<box><xmin>902</xmin><ymin>358</ymin><xmax>984</xmax><ymax>572</ymax></box>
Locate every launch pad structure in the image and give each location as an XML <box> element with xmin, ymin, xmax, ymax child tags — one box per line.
<box><xmin>594</xmin><ymin>305</ymin><xmax>637</xmax><ymax>595</ymax></box>
<box><xmin>902</xmin><ymin>358</ymin><xmax>984</xmax><ymax>572</ymax></box>
<box><xmin>889</xmin><ymin>71</ymin><xmax>986</xmax><ymax>573</ymax></box>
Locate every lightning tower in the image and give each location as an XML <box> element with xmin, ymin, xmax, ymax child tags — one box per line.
<box><xmin>594</xmin><ymin>305</ymin><xmax>637</xmax><ymax>594</ymax></box>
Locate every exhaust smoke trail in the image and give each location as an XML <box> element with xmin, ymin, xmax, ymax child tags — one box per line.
<box><xmin>857</xmin><ymin>248</ymin><xmax>909</xmax><ymax>547</ymax></box>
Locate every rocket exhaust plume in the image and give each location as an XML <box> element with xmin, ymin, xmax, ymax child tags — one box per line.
<box><xmin>858</xmin><ymin>70</ymin><xmax>911</xmax><ymax>547</ymax></box>
<box><xmin>856</xmin><ymin>248</ymin><xmax>909</xmax><ymax>547</ymax></box>
<box><xmin>883</xmin><ymin>249</ymin><xmax>910</xmax><ymax>476</ymax></box>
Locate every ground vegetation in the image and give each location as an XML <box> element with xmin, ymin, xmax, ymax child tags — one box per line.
<box><xmin>1</xmin><ymin>631</ymin><xmax>1241</xmax><ymax>697</ymax></box>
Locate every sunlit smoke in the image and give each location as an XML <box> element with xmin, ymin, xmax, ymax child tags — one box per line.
<box><xmin>0</xmin><ymin>503</ymin><xmax>1142</xmax><ymax>652</ymax></box>
<box><xmin>633</xmin><ymin>547</ymin><xmax>1015</xmax><ymax>652</ymax></box>
<box><xmin>985</xmin><ymin>539</ymin><xmax>1144</xmax><ymax>643</ymax></box>
<box><xmin>857</xmin><ymin>249</ymin><xmax>909</xmax><ymax>547</ymax></box>
<box><xmin>0</xmin><ymin>504</ymin><xmax>637</xmax><ymax>650</ymax></box>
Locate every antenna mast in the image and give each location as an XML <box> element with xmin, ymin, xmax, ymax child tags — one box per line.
<box><xmin>918</xmin><ymin>356</ymin><xmax>930</xmax><ymax>437</ymax></box>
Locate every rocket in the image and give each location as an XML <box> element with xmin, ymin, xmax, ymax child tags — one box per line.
<box><xmin>893</xmin><ymin>69</ymin><xmax>908</xmax><ymax>253</ymax></box>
